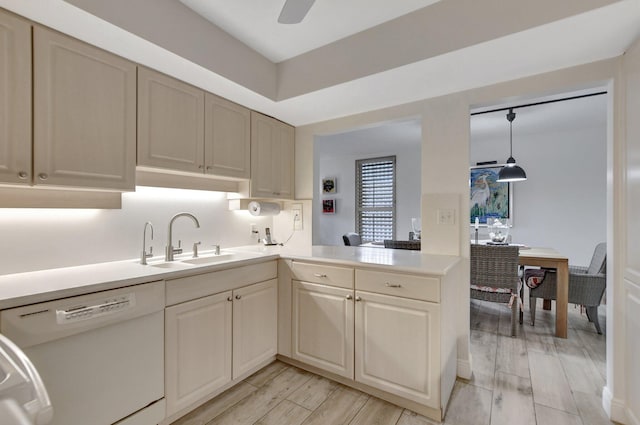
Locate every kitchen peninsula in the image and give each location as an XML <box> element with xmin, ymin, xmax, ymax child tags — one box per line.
<box><xmin>0</xmin><ymin>246</ymin><xmax>461</xmax><ymax>423</ymax></box>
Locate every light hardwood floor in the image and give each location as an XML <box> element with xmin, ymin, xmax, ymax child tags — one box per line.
<box><xmin>171</xmin><ymin>300</ymin><xmax>611</xmax><ymax>425</ymax></box>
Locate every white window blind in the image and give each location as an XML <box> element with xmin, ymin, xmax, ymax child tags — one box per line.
<box><xmin>356</xmin><ymin>156</ymin><xmax>396</xmax><ymax>242</ymax></box>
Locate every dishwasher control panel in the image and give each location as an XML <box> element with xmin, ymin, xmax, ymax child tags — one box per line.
<box><xmin>56</xmin><ymin>293</ymin><xmax>136</xmax><ymax>324</ymax></box>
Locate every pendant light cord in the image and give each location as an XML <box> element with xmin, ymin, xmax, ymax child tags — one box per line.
<box><xmin>507</xmin><ymin>108</ymin><xmax>516</xmax><ymax>157</ymax></box>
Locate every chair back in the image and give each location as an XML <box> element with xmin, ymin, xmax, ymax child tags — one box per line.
<box><xmin>383</xmin><ymin>240</ymin><xmax>421</xmax><ymax>250</ymax></box>
<box><xmin>587</xmin><ymin>242</ymin><xmax>607</xmax><ymax>275</ymax></box>
<box><xmin>343</xmin><ymin>232</ymin><xmax>362</xmax><ymax>246</ymax></box>
<box><xmin>470</xmin><ymin>244</ymin><xmax>520</xmax><ymax>290</ymax></box>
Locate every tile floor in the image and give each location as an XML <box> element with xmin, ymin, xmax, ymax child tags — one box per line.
<box><xmin>171</xmin><ymin>300</ymin><xmax>611</xmax><ymax>425</ymax></box>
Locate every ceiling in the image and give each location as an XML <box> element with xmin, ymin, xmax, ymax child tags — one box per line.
<box><xmin>316</xmin><ymin>118</ymin><xmax>422</xmax><ymax>157</ymax></box>
<box><xmin>2</xmin><ymin>0</ymin><xmax>639</xmax><ymax>126</ymax></box>
<box><xmin>179</xmin><ymin>0</ymin><xmax>441</xmax><ymax>63</ymax></box>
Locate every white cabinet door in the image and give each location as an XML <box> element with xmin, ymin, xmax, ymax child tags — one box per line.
<box><xmin>0</xmin><ymin>10</ymin><xmax>31</xmax><ymax>186</ymax></box>
<box><xmin>250</xmin><ymin>112</ymin><xmax>294</xmax><ymax>199</ymax></box>
<box><xmin>355</xmin><ymin>290</ymin><xmax>440</xmax><ymax>407</ymax></box>
<box><xmin>138</xmin><ymin>67</ymin><xmax>204</xmax><ymax>173</ymax></box>
<box><xmin>204</xmin><ymin>93</ymin><xmax>251</xmax><ymax>179</ymax></box>
<box><xmin>292</xmin><ymin>281</ymin><xmax>354</xmax><ymax>378</ymax></box>
<box><xmin>165</xmin><ymin>291</ymin><xmax>232</xmax><ymax>416</ymax></box>
<box><xmin>33</xmin><ymin>26</ymin><xmax>136</xmax><ymax>190</ymax></box>
<box><xmin>232</xmin><ymin>279</ymin><xmax>278</xmax><ymax>378</ymax></box>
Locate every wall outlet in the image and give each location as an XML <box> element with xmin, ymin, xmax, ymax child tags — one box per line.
<box><xmin>437</xmin><ymin>208</ymin><xmax>456</xmax><ymax>225</ymax></box>
<box><xmin>291</xmin><ymin>203</ymin><xmax>303</xmax><ymax>231</ymax></box>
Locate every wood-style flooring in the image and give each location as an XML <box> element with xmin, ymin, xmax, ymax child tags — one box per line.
<box><xmin>171</xmin><ymin>300</ymin><xmax>611</xmax><ymax>425</ymax></box>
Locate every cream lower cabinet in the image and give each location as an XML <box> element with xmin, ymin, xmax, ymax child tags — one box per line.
<box><xmin>292</xmin><ymin>281</ymin><xmax>354</xmax><ymax>378</ymax></box>
<box><xmin>232</xmin><ymin>279</ymin><xmax>278</xmax><ymax>378</ymax></box>
<box><xmin>286</xmin><ymin>261</ymin><xmax>455</xmax><ymax>421</ymax></box>
<box><xmin>165</xmin><ymin>271</ymin><xmax>277</xmax><ymax>418</ymax></box>
<box><xmin>355</xmin><ymin>291</ymin><xmax>440</xmax><ymax>406</ymax></box>
<box><xmin>165</xmin><ymin>291</ymin><xmax>233</xmax><ymax>416</ymax></box>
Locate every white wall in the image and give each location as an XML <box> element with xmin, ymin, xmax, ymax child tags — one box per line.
<box><xmin>314</xmin><ymin>148</ymin><xmax>421</xmax><ymax>245</ymax></box>
<box><xmin>312</xmin><ymin>121</ymin><xmax>421</xmax><ymax>245</ymax></box>
<box><xmin>0</xmin><ymin>187</ymin><xmax>275</xmax><ymax>275</ymax></box>
<box><xmin>470</xmin><ymin>95</ymin><xmax>607</xmax><ymax>266</ymax></box>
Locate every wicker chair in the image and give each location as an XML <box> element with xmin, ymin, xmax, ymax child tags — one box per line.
<box><xmin>383</xmin><ymin>240</ymin><xmax>421</xmax><ymax>250</ymax></box>
<box><xmin>470</xmin><ymin>244</ymin><xmax>521</xmax><ymax>336</ymax></box>
<box><xmin>528</xmin><ymin>242</ymin><xmax>606</xmax><ymax>334</ymax></box>
<box><xmin>342</xmin><ymin>232</ymin><xmax>362</xmax><ymax>246</ymax></box>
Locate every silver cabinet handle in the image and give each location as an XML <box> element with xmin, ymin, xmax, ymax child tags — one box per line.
<box><xmin>313</xmin><ymin>273</ymin><xmax>328</xmax><ymax>278</ymax></box>
<box><xmin>385</xmin><ymin>282</ymin><xmax>402</xmax><ymax>288</ymax></box>
<box><xmin>17</xmin><ymin>171</ymin><xmax>28</xmax><ymax>179</ymax></box>
<box><xmin>355</xmin><ymin>296</ymin><xmax>362</xmax><ymax>302</ymax></box>
<box><xmin>38</xmin><ymin>173</ymin><xmax>48</xmax><ymax>180</ymax></box>
<box><xmin>227</xmin><ymin>296</ymin><xmax>233</xmax><ymax>302</ymax></box>
<box><xmin>346</xmin><ymin>294</ymin><xmax>353</xmax><ymax>300</ymax></box>
<box><xmin>206</xmin><ymin>166</ymin><xmax>212</xmax><ymax>170</ymax></box>
<box><xmin>235</xmin><ymin>295</ymin><xmax>241</xmax><ymax>300</ymax></box>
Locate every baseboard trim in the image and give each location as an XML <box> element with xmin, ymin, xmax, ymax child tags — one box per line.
<box><xmin>457</xmin><ymin>358</ymin><xmax>472</xmax><ymax>380</ymax></box>
<box><xmin>602</xmin><ymin>386</ymin><xmax>630</xmax><ymax>424</ymax></box>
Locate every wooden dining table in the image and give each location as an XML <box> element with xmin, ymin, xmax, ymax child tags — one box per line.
<box><xmin>518</xmin><ymin>247</ymin><xmax>569</xmax><ymax>338</ymax></box>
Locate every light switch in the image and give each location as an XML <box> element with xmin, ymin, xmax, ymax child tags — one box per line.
<box><xmin>292</xmin><ymin>203</ymin><xmax>303</xmax><ymax>230</ymax></box>
<box><xmin>437</xmin><ymin>208</ymin><xmax>456</xmax><ymax>225</ymax></box>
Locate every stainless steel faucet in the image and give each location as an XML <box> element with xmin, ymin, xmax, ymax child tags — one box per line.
<box><xmin>165</xmin><ymin>212</ymin><xmax>201</xmax><ymax>261</ymax></box>
<box><xmin>140</xmin><ymin>222</ymin><xmax>154</xmax><ymax>265</ymax></box>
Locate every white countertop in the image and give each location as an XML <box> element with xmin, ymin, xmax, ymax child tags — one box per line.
<box><xmin>278</xmin><ymin>245</ymin><xmax>459</xmax><ymax>275</ymax></box>
<box><xmin>0</xmin><ymin>245</ymin><xmax>460</xmax><ymax>310</ymax></box>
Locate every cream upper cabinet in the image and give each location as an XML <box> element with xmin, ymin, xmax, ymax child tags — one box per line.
<box><xmin>355</xmin><ymin>290</ymin><xmax>440</xmax><ymax>408</ymax></box>
<box><xmin>204</xmin><ymin>93</ymin><xmax>251</xmax><ymax>179</ymax></box>
<box><xmin>0</xmin><ymin>10</ymin><xmax>31</xmax><ymax>186</ymax></box>
<box><xmin>250</xmin><ymin>112</ymin><xmax>295</xmax><ymax>199</ymax></box>
<box><xmin>137</xmin><ymin>67</ymin><xmax>205</xmax><ymax>173</ymax></box>
<box><xmin>33</xmin><ymin>26</ymin><xmax>136</xmax><ymax>190</ymax></box>
<box><xmin>232</xmin><ymin>279</ymin><xmax>278</xmax><ymax>378</ymax></box>
<box><xmin>292</xmin><ymin>280</ymin><xmax>354</xmax><ymax>378</ymax></box>
<box><xmin>165</xmin><ymin>290</ymin><xmax>233</xmax><ymax>417</ymax></box>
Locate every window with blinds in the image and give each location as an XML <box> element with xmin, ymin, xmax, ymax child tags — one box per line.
<box><xmin>355</xmin><ymin>156</ymin><xmax>396</xmax><ymax>242</ymax></box>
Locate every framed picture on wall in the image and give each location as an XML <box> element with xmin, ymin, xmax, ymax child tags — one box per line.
<box><xmin>322</xmin><ymin>199</ymin><xmax>336</xmax><ymax>214</ymax></box>
<box><xmin>322</xmin><ymin>177</ymin><xmax>337</xmax><ymax>194</ymax></box>
<box><xmin>470</xmin><ymin>165</ymin><xmax>512</xmax><ymax>224</ymax></box>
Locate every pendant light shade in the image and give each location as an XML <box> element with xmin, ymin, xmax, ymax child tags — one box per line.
<box><xmin>497</xmin><ymin>109</ymin><xmax>527</xmax><ymax>182</ymax></box>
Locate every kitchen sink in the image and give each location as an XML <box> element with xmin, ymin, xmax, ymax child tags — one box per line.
<box><xmin>181</xmin><ymin>254</ymin><xmax>234</xmax><ymax>265</ymax></box>
<box><xmin>149</xmin><ymin>261</ymin><xmax>194</xmax><ymax>269</ymax></box>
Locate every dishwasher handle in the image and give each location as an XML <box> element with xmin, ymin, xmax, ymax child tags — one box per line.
<box><xmin>0</xmin><ymin>334</ymin><xmax>53</xmax><ymax>425</ymax></box>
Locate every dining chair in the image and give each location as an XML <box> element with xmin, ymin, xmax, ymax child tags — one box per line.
<box><xmin>342</xmin><ymin>232</ymin><xmax>362</xmax><ymax>246</ymax></box>
<box><xmin>383</xmin><ymin>240</ymin><xmax>421</xmax><ymax>250</ymax></box>
<box><xmin>527</xmin><ymin>242</ymin><xmax>606</xmax><ymax>334</ymax></box>
<box><xmin>470</xmin><ymin>244</ymin><xmax>521</xmax><ymax>336</ymax></box>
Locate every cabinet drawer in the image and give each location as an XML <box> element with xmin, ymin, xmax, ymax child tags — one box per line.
<box><xmin>166</xmin><ymin>261</ymin><xmax>277</xmax><ymax>306</ymax></box>
<box><xmin>291</xmin><ymin>261</ymin><xmax>354</xmax><ymax>289</ymax></box>
<box><xmin>355</xmin><ymin>269</ymin><xmax>440</xmax><ymax>302</ymax></box>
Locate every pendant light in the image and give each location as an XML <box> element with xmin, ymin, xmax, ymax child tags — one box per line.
<box><xmin>497</xmin><ymin>108</ymin><xmax>527</xmax><ymax>182</ymax></box>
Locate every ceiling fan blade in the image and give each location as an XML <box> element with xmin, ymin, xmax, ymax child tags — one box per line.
<box><xmin>278</xmin><ymin>0</ymin><xmax>316</xmax><ymax>24</ymax></box>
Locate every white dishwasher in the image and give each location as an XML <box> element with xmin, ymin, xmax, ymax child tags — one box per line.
<box><xmin>0</xmin><ymin>281</ymin><xmax>166</xmax><ymax>425</ymax></box>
